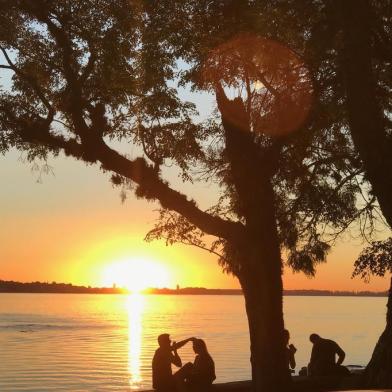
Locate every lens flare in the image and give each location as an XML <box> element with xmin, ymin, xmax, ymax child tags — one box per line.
<box><xmin>200</xmin><ymin>34</ymin><xmax>313</xmax><ymax>136</ymax></box>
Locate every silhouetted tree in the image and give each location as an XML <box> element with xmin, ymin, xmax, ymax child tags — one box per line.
<box><xmin>337</xmin><ymin>0</ymin><xmax>392</xmax><ymax>228</ymax></box>
<box><xmin>330</xmin><ymin>1</ymin><xmax>392</xmax><ymax>386</ymax></box>
<box><xmin>262</xmin><ymin>1</ymin><xmax>392</xmax><ymax>386</ymax></box>
<box><xmin>352</xmin><ymin>239</ymin><xmax>392</xmax><ymax>387</ymax></box>
<box><xmin>0</xmin><ymin>1</ymin><xmax>372</xmax><ymax>391</ymax></box>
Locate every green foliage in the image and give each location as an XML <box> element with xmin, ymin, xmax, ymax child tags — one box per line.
<box><xmin>353</xmin><ymin>238</ymin><xmax>392</xmax><ymax>282</ymax></box>
<box><xmin>142</xmin><ymin>0</ymin><xmax>378</xmax><ymax>276</ymax></box>
<box><xmin>0</xmin><ymin>0</ymin><xmax>385</xmax><ymax>278</ymax></box>
<box><xmin>0</xmin><ymin>0</ymin><xmax>204</xmax><ymax>174</ymax></box>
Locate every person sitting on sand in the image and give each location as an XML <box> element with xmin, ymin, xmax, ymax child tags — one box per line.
<box><xmin>175</xmin><ymin>338</ymin><xmax>216</xmax><ymax>391</ymax></box>
<box><xmin>308</xmin><ymin>333</ymin><xmax>349</xmax><ymax>377</ymax></box>
<box><xmin>284</xmin><ymin>329</ymin><xmax>297</xmax><ymax>374</ymax></box>
<box><xmin>152</xmin><ymin>333</ymin><xmax>194</xmax><ymax>392</ymax></box>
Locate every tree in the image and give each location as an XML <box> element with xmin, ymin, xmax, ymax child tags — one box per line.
<box><xmin>334</xmin><ymin>1</ymin><xmax>392</xmax><ymax>386</ymax></box>
<box><xmin>266</xmin><ymin>1</ymin><xmax>392</xmax><ymax>386</ymax></box>
<box><xmin>337</xmin><ymin>0</ymin><xmax>392</xmax><ymax>228</ymax></box>
<box><xmin>352</xmin><ymin>238</ymin><xmax>392</xmax><ymax>387</ymax></box>
<box><xmin>0</xmin><ymin>1</ymin><xmax>367</xmax><ymax>391</ymax></box>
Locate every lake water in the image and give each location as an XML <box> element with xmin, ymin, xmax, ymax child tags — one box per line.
<box><xmin>0</xmin><ymin>293</ymin><xmax>387</xmax><ymax>391</ymax></box>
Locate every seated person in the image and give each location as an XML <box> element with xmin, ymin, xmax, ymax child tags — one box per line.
<box><xmin>175</xmin><ymin>338</ymin><xmax>216</xmax><ymax>391</ymax></box>
<box><xmin>152</xmin><ymin>333</ymin><xmax>194</xmax><ymax>392</ymax></box>
<box><xmin>308</xmin><ymin>333</ymin><xmax>349</xmax><ymax>377</ymax></box>
<box><xmin>284</xmin><ymin>329</ymin><xmax>297</xmax><ymax>374</ymax></box>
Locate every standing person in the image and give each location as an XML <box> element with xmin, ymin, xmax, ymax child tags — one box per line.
<box><xmin>175</xmin><ymin>338</ymin><xmax>216</xmax><ymax>391</ymax></box>
<box><xmin>284</xmin><ymin>329</ymin><xmax>297</xmax><ymax>374</ymax></box>
<box><xmin>308</xmin><ymin>333</ymin><xmax>349</xmax><ymax>376</ymax></box>
<box><xmin>152</xmin><ymin>334</ymin><xmax>194</xmax><ymax>392</ymax></box>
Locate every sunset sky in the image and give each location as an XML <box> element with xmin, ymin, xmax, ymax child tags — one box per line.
<box><xmin>1</xmin><ymin>143</ymin><xmax>390</xmax><ymax>292</ymax></box>
<box><xmin>0</xmin><ymin>54</ymin><xmax>390</xmax><ymax>292</ymax></box>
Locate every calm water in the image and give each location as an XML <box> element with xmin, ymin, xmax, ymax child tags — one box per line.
<box><xmin>0</xmin><ymin>293</ymin><xmax>386</xmax><ymax>391</ymax></box>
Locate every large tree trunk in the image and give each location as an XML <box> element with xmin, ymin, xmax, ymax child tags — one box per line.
<box><xmin>237</xmin><ymin>179</ymin><xmax>290</xmax><ymax>392</ymax></box>
<box><xmin>363</xmin><ymin>277</ymin><xmax>392</xmax><ymax>387</ymax></box>
<box><xmin>338</xmin><ymin>0</ymin><xmax>392</xmax><ymax>227</ymax></box>
<box><xmin>216</xmin><ymin>86</ymin><xmax>290</xmax><ymax>391</ymax></box>
<box><xmin>238</xmin><ymin>249</ymin><xmax>289</xmax><ymax>392</ymax></box>
<box><xmin>338</xmin><ymin>1</ymin><xmax>392</xmax><ymax>386</ymax></box>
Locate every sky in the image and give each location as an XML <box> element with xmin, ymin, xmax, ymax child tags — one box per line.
<box><xmin>0</xmin><ymin>52</ymin><xmax>390</xmax><ymax>293</ymax></box>
<box><xmin>1</xmin><ymin>144</ymin><xmax>390</xmax><ymax>292</ymax></box>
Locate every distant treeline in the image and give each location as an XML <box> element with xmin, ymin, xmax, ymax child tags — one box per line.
<box><xmin>0</xmin><ymin>280</ymin><xmax>127</xmax><ymax>294</ymax></box>
<box><xmin>0</xmin><ymin>280</ymin><xmax>388</xmax><ymax>297</ymax></box>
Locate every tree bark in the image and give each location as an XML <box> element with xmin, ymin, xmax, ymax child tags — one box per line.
<box><xmin>237</xmin><ymin>179</ymin><xmax>291</xmax><ymax>392</ymax></box>
<box><xmin>364</xmin><ymin>277</ymin><xmax>392</xmax><ymax>387</ymax></box>
<box><xmin>215</xmin><ymin>88</ymin><xmax>290</xmax><ymax>391</ymax></box>
<box><xmin>338</xmin><ymin>0</ymin><xmax>392</xmax><ymax>227</ymax></box>
<box><xmin>239</xmin><ymin>251</ymin><xmax>289</xmax><ymax>392</ymax></box>
<box><xmin>338</xmin><ymin>1</ymin><xmax>392</xmax><ymax>386</ymax></box>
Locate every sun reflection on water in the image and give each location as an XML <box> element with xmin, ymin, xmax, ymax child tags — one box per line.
<box><xmin>127</xmin><ymin>293</ymin><xmax>144</xmax><ymax>390</ymax></box>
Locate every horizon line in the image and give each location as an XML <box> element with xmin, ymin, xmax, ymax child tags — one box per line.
<box><xmin>0</xmin><ymin>279</ymin><xmax>388</xmax><ymax>295</ymax></box>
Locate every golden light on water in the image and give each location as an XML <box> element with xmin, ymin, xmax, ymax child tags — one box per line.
<box><xmin>101</xmin><ymin>258</ymin><xmax>171</xmax><ymax>292</ymax></box>
<box><xmin>127</xmin><ymin>293</ymin><xmax>144</xmax><ymax>389</ymax></box>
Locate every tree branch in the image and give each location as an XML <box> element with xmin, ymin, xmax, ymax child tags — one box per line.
<box><xmin>94</xmin><ymin>139</ymin><xmax>244</xmax><ymax>241</ymax></box>
<box><xmin>0</xmin><ymin>46</ymin><xmax>55</xmax><ymax>121</ymax></box>
<box><xmin>14</xmin><ymin>1</ymin><xmax>244</xmax><ymax>243</ymax></box>
<box><xmin>79</xmin><ymin>37</ymin><xmax>97</xmax><ymax>86</ymax></box>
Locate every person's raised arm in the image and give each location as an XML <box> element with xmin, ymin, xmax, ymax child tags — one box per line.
<box><xmin>336</xmin><ymin>345</ymin><xmax>345</xmax><ymax>365</ymax></box>
<box><xmin>172</xmin><ymin>337</ymin><xmax>195</xmax><ymax>350</ymax></box>
<box><xmin>170</xmin><ymin>342</ymin><xmax>182</xmax><ymax>368</ymax></box>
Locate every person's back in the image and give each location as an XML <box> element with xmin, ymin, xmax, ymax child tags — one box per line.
<box><xmin>309</xmin><ymin>333</ymin><xmax>347</xmax><ymax>377</ymax></box>
<box><xmin>152</xmin><ymin>346</ymin><xmax>175</xmax><ymax>391</ymax></box>
<box><xmin>315</xmin><ymin>338</ymin><xmax>340</xmax><ymax>366</ymax></box>
<box><xmin>152</xmin><ymin>333</ymin><xmax>186</xmax><ymax>392</ymax></box>
<box><xmin>192</xmin><ymin>351</ymin><xmax>216</xmax><ymax>387</ymax></box>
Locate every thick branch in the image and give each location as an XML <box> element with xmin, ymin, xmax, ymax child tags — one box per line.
<box><xmin>94</xmin><ymin>140</ymin><xmax>244</xmax><ymax>241</ymax></box>
<box><xmin>14</xmin><ymin>2</ymin><xmax>244</xmax><ymax>243</ymax></box>
<box><xmin>21</xmin><ymin>3</ymin><xmax>90</xmax><ymax>137</ymax></box>
<box><xmin>338</xmin><ymin>0</ymin><xmax>392</xmax><ymax>228</ymax></box>
<box><xmin>79</xmin><ymin>44</ymin><xmax>96</xmax><ymax>85</ymax></box>
<box><xmin>15</xmin><ymin>116</ymin><xmax>243</xmax><ymax>242</ymax></box>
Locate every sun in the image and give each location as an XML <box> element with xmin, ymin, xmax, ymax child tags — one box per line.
<box><xmin>101</xmin><ymin>258</ymin><xmax>171</xmax><ymax>292</ymax></box>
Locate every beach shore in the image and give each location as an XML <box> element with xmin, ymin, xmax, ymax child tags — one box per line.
<box><xmin>140</xmin><ymin>374</ymin><xmax>363</xmax><ymax>391</ymax></box>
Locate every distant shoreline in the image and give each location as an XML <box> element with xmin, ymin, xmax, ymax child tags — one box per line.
<box><xmin>0</xmin><ymin>280</ymin><xmax>388</xmax><ymax>297</ymax></box>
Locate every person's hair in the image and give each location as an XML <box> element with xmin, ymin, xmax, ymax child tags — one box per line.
<box><xmin>158</xmin><ymin>333</ymin><xmax>170</xmax><ymax>346</ymax></box>
<box><xmin>193</xmin><ymin>338</ymin><xmax>208</xmax><ymax>354</ymax></box>
<box><xmin>309</xmin><ymin>333</ymin><xmax>320</xmax><ymax>343</ymax></box>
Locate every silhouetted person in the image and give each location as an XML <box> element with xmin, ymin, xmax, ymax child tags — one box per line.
<box><xmin>175</xmin><ymin>338</ymin><xmax>216</xmax><ymax>391</ymax></box>
<box><xmin>152</xmin><ymin>334</ymin><xmax>194</xmax><ymax>392</ymax></box>
<box><xmin>284</xmin><ymin>329</ymin><xmax>297</xmax><ymax>373</ymax></box>
<box><xmin>308</xmin><ymin>333</ymin><xmax>349</xmax><ymax>377</ymax></box>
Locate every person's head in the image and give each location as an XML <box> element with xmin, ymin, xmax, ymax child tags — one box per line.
<box><xmin>309</xmin><ymin>333</ymin><xmax>321</xmax><ymax>344</ymax></box>
<box><xmin>158</xmin><ymin>333</ymin><xmax>171</xmax><ymax>349</ymax></box>
<box><xmin>283</xmin><ymin>329</ymin><xmax>290</xmax><ymax>345</ymax></box>
<box><xmin>192</xmin><ymin>338</ymin><xmax>208</xmax><ymax>355</ymax></box>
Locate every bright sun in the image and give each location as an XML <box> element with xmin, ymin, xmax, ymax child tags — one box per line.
<box><xmin>101</xmin><ymin>258</ymin><xmax>171</xmax><ymax>292</ymax></box>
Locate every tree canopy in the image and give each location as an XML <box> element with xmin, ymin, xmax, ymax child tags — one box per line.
<box><xmin>1</xmin><ymin>1</ymin><xmax>388</xmax><ymax>390</ymax></box>
<box><xmin>0</xmin><ymin>0</ymin><xmax>371</xmax><ymax>274</ymax></box>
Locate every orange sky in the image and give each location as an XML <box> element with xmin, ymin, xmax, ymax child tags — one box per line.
<box><xmin>0</xmin><ymin>148</ymin><xmax>390</xmax><ymax>292</ymax></box>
